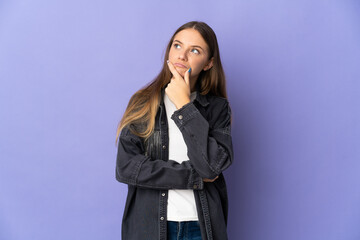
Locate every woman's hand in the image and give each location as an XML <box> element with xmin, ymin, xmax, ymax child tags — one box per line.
<box><xmin>203</xmin><ymin>176</ymin><xmax>219</xmax><ymax>182</ymax></box>
<box><xmin>165</xmin><ymin>60</ymin><xmax>191</xmax><ymax>109</ymax></box>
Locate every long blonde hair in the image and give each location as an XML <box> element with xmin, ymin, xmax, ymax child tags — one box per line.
<box><xmin>116</xmin><ymin>21</ymin><xmax>228</xmax><ymax>144</ymax></box>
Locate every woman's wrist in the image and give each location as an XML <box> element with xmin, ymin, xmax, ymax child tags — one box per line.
<box><xmin>176</xmin><ymin>99</ymin><xmax>191</xmax><ymax>110</ymax></box>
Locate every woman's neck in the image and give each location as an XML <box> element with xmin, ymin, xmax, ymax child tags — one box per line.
<box><xmin>190</xmin><ymin>76</ymin><xmax>198</xmax><ymax>93</ymax></box>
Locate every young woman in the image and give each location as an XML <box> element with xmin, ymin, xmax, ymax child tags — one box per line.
<box><xmin>115</xmin><ymin>21</ymin><xmax>233</xmax><ymax>240</ymax></box>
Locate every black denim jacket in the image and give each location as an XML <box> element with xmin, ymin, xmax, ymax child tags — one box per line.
<box><xmin>116</xmin><ymin>84</ymin><xmax>234</xmax><ymax>240</ymax></box>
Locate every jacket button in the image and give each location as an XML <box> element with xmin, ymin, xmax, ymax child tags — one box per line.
<box><xmin>162</xmin><ymin>145</ymin><xmax>166</xmax><ymax>149</ymax></box>
<box><xmin>193</xmin><ymin>184</ymin><xmax>198</xmax><ymax>189</ymax></box>
<box><xmin>162</xmin><ymin>193</ymin><xmax>166</xmax><ymax>197</ymax></box>
<box><xmin>160</xmin><ymin>217</ymin><xmax>164</xmax><ymax>221</ymax></box>
<box><xmin>178</xmin><ymin>115</ymin><xmax>183</xmax><ymax>120</ymax></box>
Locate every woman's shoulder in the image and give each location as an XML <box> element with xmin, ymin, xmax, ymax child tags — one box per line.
<box><xmin>200</xmin><ymin>93</ymin><xmax>232</xmax><ymax>127</ymax></box>
<box><xmin>203</xmin><ymin>93</ymin><xmax>230</xmax><ymax>108</ymax></box>
<box><xmin>207</xmin><ymin>94</ymin><xmax>228</xmax><ymax>102</ymax></box>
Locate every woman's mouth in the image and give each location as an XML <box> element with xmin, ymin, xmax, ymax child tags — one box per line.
<box><xmin>174</xmin><ymin>63</ymin><xmax>188</xmax><ymax>68</ymax></box>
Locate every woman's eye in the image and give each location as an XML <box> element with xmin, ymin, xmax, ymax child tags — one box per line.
<box><xmin>191</xmin><ymin>49</ymin><xmax>200</xmax><ymax>54</ymax></box>
<box><xmin>174</xmin><ymin>44</ymin><xmax>181</xmax><ymax>49</ymax></box>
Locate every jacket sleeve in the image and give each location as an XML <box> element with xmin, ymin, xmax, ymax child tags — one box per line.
<box><xmin>115</xmin><ymin>125</ymin><xmax>204</xmax><ymax>190</ymax></box>
<box><xmin>171</xmin><ymin>99</ymin><xmax>233</xmax><ymax>180</ymax></box>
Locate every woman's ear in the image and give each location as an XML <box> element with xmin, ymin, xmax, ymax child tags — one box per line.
<box><xmin>203</xmin><ymin>57</ymin><xmax>214</xmax><ymax>71</ymax></box>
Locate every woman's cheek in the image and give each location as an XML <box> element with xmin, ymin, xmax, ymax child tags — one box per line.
<box><xmin>192</xmin><ymin>67</ymin><xmax>202</xmax><ymax>76</ymax></box>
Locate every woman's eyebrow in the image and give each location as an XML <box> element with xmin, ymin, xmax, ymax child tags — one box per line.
<box><xmin>174</xmin><ymin>40</ymin><xmax>205</xmax><ymax>51</ymax></box>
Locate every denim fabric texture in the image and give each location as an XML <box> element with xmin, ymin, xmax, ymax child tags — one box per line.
<box><xmin>167</xmin><ymin>221</ymin><xmax>202</xmax><ymax>240</ymax></box>
<box><xmin>116</xmin><ymin>81</ymin><xmax>234</xmax><ymax>240</ymax></box>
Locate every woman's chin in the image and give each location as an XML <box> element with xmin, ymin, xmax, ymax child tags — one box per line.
<box><xmin>176</xmin><ymin>68</ymin><xmax>186</xmax><ymax>77</ymax></box>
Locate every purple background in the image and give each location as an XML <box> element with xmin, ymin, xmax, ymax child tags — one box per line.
<box><xmin>1</xmin><ymin>0</ymin><xmax>359</xmax><ymax>239</ymax></box>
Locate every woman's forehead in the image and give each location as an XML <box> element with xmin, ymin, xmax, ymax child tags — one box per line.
<box><xmin>173</xmin><ymin>28</ymin><xmax>208</xmax><ymax>49</ymax></box>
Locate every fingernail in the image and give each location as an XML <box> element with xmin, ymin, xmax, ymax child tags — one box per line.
<box><xmin>188</xmin><ymin>68</ymin><xmax>191</xmax><ymax>73</ymax></box>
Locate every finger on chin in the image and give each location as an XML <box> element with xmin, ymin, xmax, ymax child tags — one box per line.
<box><xmin>167</xmin><ymin>60</ymin><xmax>182</xmax><ymax>78</ymax></box>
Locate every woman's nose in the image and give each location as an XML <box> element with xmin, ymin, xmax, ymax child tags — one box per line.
<box><xmin>178</xmin><ymin>49</ymin><xmax>188</xmax><ymax>60</ymax></box>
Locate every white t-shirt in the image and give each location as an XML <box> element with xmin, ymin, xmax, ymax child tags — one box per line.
<box><xmin>164</xmin><ymin>91</ymin><xmax>199</xmax><ymax>221</ymax></box>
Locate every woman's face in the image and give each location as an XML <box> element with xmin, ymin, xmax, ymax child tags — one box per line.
<box><xmin>168</xmin><ymin>28</ymin><xmax>213</xmax><ymax>83</ymax></box>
